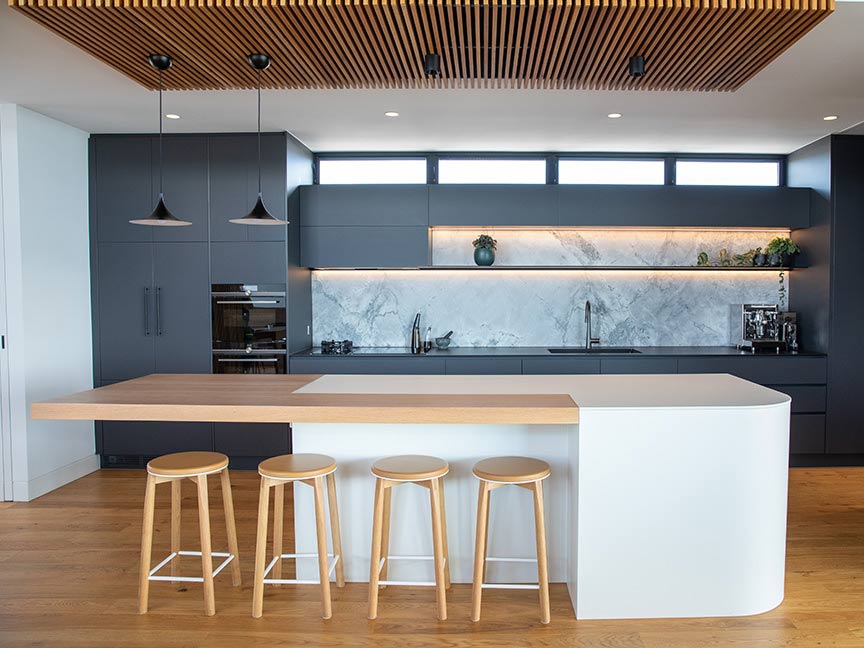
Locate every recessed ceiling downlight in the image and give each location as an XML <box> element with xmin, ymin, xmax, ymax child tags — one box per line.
<box><xmin>823</xmin><ymin>115</ymin><xmax>838</xmax><ymax>121</ymax></box>
<box><xmin>165</xmin><ymin>113</ymin><xmax>181</xmax><ymax>119</ymax></box>
<box><xmin>384</xmin><ymin>111</ymin><xmax>400</xmax><ymax>118</ymax></box>
<box><xmin>608</xmin><ymin>113</ymin><xmax>623</xmax><ymax>119</ymax></box>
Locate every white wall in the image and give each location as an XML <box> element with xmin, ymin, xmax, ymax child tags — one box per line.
<box><xmin>0</xmin><ymin>104</ymin><xmax>96</xmax><ymax>501</ymax></box>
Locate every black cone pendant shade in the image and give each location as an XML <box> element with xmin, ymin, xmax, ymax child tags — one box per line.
<box><xmin>230</xmin><ymin>53</ymin><xmax>288</xmax><ymax>226</ymax></box>
<box><xmin>130</xmin><ymin>54</ymin><xmax>191</xmax><ymax>227</ymax></box>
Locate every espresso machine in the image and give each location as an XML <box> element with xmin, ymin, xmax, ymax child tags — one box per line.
<box><xmin>737</xmin><ymin>304</ymin><xmax>786</xmax><ymax>353</ymax></box>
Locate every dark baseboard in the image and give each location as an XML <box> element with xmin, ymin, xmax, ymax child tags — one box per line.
<box><xmin>100</xmin><ymin>454</ymin><xmax>268</xmax><ymax>471</ymax></box>
<box><xmin>791</xmin><ymin>454</ymin><xmax>864</xmax><ymax>467</ymax></box>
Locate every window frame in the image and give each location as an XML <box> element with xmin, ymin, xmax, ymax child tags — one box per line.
<box><xmin>672</xmin><ymin>157</ymin><xmax>783</xmax><ymax>188</ymax></box>
<box><xmin>316</xmin><ymin>155</ymin><xmax>429</xmax><ymax>185</ymax></box>
<box><xmin>313</xmin><ymin>152</ymin><xmax>787</xmax><ymax>186</ymax></box>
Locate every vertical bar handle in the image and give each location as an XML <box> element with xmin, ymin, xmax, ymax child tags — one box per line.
<box><xmin>156</xmin><ymin>286</ymin><xmax>162</xmax><ymax>337</ymax></box>
<box><xmin>144</xmin><ymin>287</ymin><xmax>151</xmax><ymax>336</ymax></box>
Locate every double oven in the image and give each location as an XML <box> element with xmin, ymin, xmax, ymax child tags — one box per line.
<box><xmin>211</xmin><ymin>284</ymin><xmax>287</xmax><ymax>374</ymax></box>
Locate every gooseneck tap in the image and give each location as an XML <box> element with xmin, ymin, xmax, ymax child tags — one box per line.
<box><xmin>585</xmin><ymin>300</ymin><xmax>601</xmax><ymax>350</ymax></box>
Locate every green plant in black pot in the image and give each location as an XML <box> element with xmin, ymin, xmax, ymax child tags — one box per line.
<box><xmin>765</xmin><ymin>237</ymin><xmax>800</xmax><ymax>267</ymax></box>
<box><xmin>472</xmin><ymin>234</ymin><xmax>497</xmax><ymax>266</ymax></box>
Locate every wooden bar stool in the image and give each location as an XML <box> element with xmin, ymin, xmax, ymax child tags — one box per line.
<box><xmin>471</xmin><ymin>456</ymin><xmax>551</xmax><ymax>624</ymax></box>
<box><xmin>252</xmin><ymin>454</ymin><xmax>345</xmax><ymax>620</ymax></box>
<box><xmin>368</xmin><ymin>455</ymin><xmax>451</xmax><ymax>621</ymax></box>
<box><xmin>138</xmin><ymin>451</ymin><xmax>241</xmax><ymax>616</ymax></box>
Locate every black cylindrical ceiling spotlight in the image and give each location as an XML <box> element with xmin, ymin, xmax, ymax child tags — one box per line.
<box><xmin>424</xmin><ymin>53</ymin><xmax>441</xmax><ymax>77</ymax></box>
<box><xmin>629</xmin><ymin>54</ymin><xmax>646</xmax><ymax>78</ymax></box>
<box><xmin>130</xmin><ymin>54</ymin><xmax>192</xmax><ymax>227</ymax></box>
<box><xmin>230</xmin><ymin>53</ymin><xmax>288</xmax><ymax>226</ymax></box>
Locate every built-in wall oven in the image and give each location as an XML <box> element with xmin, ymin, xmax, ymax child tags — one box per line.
<box><xmin>211</xmin><ymin>284</ymin><xmax>287</xmax><ymax>374</ymax></box>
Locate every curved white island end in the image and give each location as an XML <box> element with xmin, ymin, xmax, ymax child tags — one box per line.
<box><xmin>290</xmin><ymin>373</ymin><xmax>790</xmax><ymax>620</ymax></box>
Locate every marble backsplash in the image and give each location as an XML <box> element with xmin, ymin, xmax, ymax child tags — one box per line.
<box><xmin>312</xmin><ymin>269</ymin><xmax>789</xmax><ymax>347</ymax></box>
<box><xmin>312</xmin><ymin>229</ymin><xmax>789</xmax><ymax>347</ymax></box>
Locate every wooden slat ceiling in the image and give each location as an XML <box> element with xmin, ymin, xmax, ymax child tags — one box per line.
<box><xmin>10</xmin><ymin>0</ymin><xmax>833</xmax><ymax>92</ymax></box>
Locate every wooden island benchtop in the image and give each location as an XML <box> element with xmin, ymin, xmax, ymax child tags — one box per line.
<box><xmin>30</xmin><ymin>374</ymin><xmax>580</xmax><ymax>425</ymax></box>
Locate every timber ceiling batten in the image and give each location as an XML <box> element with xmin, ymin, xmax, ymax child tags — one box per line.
<box><xmin>10</xmin><ymin>0</ymin><xmax>834</xmax><ymax>92</ymax></box>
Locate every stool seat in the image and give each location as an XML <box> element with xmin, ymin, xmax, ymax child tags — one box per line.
<box><xmin>372</xmin><ymin>455</ymin><xmax>449</xmax><ymax>481</ymax></box>
<box><xmin>259</xmin><ymin>453</ymin><xmax>337</xmax><ymax>480</ymax></box>
<box><xmin>147</xmin><ymin>451</ymin><xmax>229</xmax><ymax>477</ymax></box>
<box><xmin>473</xmin><ymin>456</ymin><xmax>551</xmax><ymax>484</ymax></box>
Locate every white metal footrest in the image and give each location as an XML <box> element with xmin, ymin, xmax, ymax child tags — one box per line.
<box><xmin>481</xmin><ymin>557</ymin><xmax>540</xmax><ymax>590</ymax></box>
<box><xmin>148</xmin><ymin>550</ymin><xmax>235</xmax><ymax>583</ymax></box>
<box><xmin>377</xmin><ymin>555</ymin><xmax>447</xmax><ymax>587</ymax></box>
<box><xmin>263</xmin><ymin>552</ymin><xmax>340</xmax><ymax>585</ymax></box>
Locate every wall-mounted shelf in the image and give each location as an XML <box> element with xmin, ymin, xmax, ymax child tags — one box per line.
<box><xmin>313</xmin><ymin>265</ymin><xmax>800</xmax><ymax>271</ymax></box>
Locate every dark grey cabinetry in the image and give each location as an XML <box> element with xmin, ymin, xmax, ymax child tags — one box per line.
<box><xmin>97</xmin><ymin>243</ymin><xmax>155</xmax><ymax>380</ymax></box>
<box><xmin>520</xmin><ymin>357</ymin><xmax>602</xmax><ymax>374</ymax></box>
<box><xmin>445</xmin><ymin>358</ymin><xmax>522</xmax><ymax>374</ymax></box>
<box><xmin>94</xmin><ymin>136</ymin><xmax>153</xmax><ymax>243</ymax></box>
<box><xmin>300</xmin><ymin>185</ymin><xmax>428</xmax><ymax>226</ymax></box>
<box><xmin>214</xmin><ymin>423</ymin><xmax>291</xmax><ymax>457</ymax></box>
<box><xmin>290</xmin><ymin>356</ymin><xmax>446</xmax><ymax>374</ymax></box>
<box><xmin>300</xmin><ymin>227</ymin><xmax>430</xmax><ymax>268</ymax></box>
<box><xmin>599</xmin><ymin>357</ymin><xmax>678</xmax><ymax>374</ymax></box>
<box><xmin>428</xmin><ymin>185</ymin><xmax>557</xmax><ymax>226</ymax></box>
<box><xmin>101</xmin><ymin>421</ymin><xmax>213</xmax><ymax>457</ymax></box>
<box><xmin>209</xmin><ymin>134</ymin><xmax>288</xmax><ymax>243</ymax></box>
<box><xmin>676</xmin><ymin>356</ymin><xmax>827</xmax><ymax>384</ymax></box>
<box><xmin>558</xmin><ymin>186</ymin><xmax>811</xmax><ymax>228</ymax></box>
<box><xmin>299</xmin><ymin>185</ymin><xmax>430</xmax><ymax>268</ymax></box>
<box><xmin>91</xmin><ymin>132</ymin><xmax>314</xmax><ymax>465</ymax></box>
<box><xmin>150</xmin><ymin>136</ymin><xmax>208</xmax><ymax>242</ymax></box>
<box><xmin>153</xmin><ymin>243</ymin><xmax>211</xmax><ymax>374</ymax></box>
<box><xmin>96</xmin><ymin>242</ymin><xmax>210</xmax><ymax>380</ymax></box>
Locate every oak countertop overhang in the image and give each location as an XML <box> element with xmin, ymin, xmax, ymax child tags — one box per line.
<box><xmin>31</xmin><ymin>373</ymin><xmax>792</xmax><ymax>426</ymax></box>
<box><xmin>29</xmin><ymin>374</ymin><xmax>581</xmax><ymax>425</ymax></box>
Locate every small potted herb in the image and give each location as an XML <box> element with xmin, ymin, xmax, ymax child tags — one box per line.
<box><xmin>472</xmin><ymin>234</ymin><xmax>497</xmax><ymax>266</ymax></box>
<box><xmin>765</xmin><ymin>237</ymin><xmax>801</xmax><ymax>267</ymax></box>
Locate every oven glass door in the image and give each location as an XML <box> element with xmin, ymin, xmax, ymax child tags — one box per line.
<box><xmin>213</xmin><ymin>353</ymin><xmax>287</xmax><ymax>374</ymax></box>
<box><xmin>212</xmin><ymin>285</ymin><xmax>286</xmax><ymax>351</ymax></box>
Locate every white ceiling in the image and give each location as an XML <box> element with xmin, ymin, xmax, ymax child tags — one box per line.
<box><xmin>2</xmin><ymin>2</ymin><xmax>864</xmax><ymax>154</ymax></box>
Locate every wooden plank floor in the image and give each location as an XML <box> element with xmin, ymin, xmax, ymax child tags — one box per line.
<box><xmin>1</xmin><ymin>468</ymin><xmax>863</xmax><ymax>647</ymax></box>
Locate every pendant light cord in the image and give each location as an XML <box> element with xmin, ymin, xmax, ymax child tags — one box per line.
<box><xmin>257</xmin><ymin>68</ymin><xmax>262</xmax><ymax>195</ymax></box>
<box><xmin>158</xmin><ymin>68</ymin><xmax>164</xmax><ymax>196</ymax></box>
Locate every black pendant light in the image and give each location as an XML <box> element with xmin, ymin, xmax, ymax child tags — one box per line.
<box><xmin>230</xmin><ymin>53</ymin><xmax>287</xmax><ymax>226</ymax></box>
<box><xmin>130</xmin><ymin>54</ymin><xmax>192</xmax><ymax>227</ymax></box>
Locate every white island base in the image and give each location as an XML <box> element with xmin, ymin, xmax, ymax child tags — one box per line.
<box><xmin>290</xmin><ymin>374</ymin><xmax>790</xmax><ymax>620</ymax></box>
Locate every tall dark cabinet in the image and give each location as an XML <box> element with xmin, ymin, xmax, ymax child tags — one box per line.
<box><xmin>789</xmin><ymin>134</ymin><xmax>864</xmax><ymax>458</ymax></box>
<box><xmin>89</xmin><ymin>132</ymin><xmax>313</xmax><ymax>468</ymax></box>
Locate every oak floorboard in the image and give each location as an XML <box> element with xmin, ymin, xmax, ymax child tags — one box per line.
<box><xmin>1</xmin><ymin>468</ymin><xmax>863</xmax><ymax>647</ymax></box>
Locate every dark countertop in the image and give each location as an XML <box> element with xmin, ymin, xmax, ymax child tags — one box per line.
<box><xmin>292</xmin><ymin>346</ymin><xmax>826</xmax><ymax>358</ymax></box>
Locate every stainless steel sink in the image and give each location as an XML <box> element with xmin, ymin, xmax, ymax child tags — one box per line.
<box><xmin>547</xmin><ymin>347</ymin><xmax>641</xmax><ymax>354</ymax></box>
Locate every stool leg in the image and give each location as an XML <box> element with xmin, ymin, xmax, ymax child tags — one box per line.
<box><xmin>439</xmin><ymin>480</ymin><xmax>451</xmax><ymax>589</ymax></box>
<box><xmin>429</xmin><ymin>478</ymin><xmax>448</xmax><ymax>621</ymax></box>
<box><xmin>378</xmin><ymin>486</ymin><xmax>392</xmax><ymax>587</ymax></box>
<box><xmin>532</xmin><ymin>480</ymin><xmax>551</xmax><ymax>625</ymax></box>
<box><xmin>272</xmin><ymin>483</ymin><xmax>285</xmax><ymax>586</ymax></box>
<box><xmin>367</xmin><ymin>478</ymin><xmax>386</xmax><ymax>620</ymax></box>
<box><xmin>220</xmin><ymin>469</ymin><xmax>242</xmax><ymax>588</ymax></box>
<box><xmin>196</xmin><ymin>474</ymin><xmax>216</xmax><ymax>617</ymax></box>
<box><xmin>326</xmin><ymin>472</ymin><xmax>346</xmax><ymax>588</ymax></box>
<box><xmin>471</xmin><ymin>480</ymin><xmax>491</xmax><ymax>622</ymax></box>
<box><xmin>138</xmin><ymin>474</ymin><xmax>158</xmax><ymax>614</ymax></box>
<box><xmin>171</xmin><ymin>479</ymin><xmax>181</xmax><ymax>584</ymax></box>
<box><xmin>252</xmin><ymin>477</ymin><xmax>271</xmax><ymax>619</ymax></box>
<box><xmin>312</xmin><ymin>476</ymin><xmax>333</xmax><ymax>619</ymax></box>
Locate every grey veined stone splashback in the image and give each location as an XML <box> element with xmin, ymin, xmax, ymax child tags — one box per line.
<box><xmin>312</xmin><ymin>229</ymin><xmax>790</xmax><ymax>347</ymax></box>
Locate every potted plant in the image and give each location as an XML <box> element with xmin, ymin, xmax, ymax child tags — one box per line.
<box><xmin>472</xmin><ymin>234</ymin><xmax>497</xmax><ymax>266</ymax></box>
<box><xmin>765</xmin><ymin>237</ymin><xmax>800</xmax><ymax>267</ymax></box>
<box><xmin>753</xmin><ymin>247</ymin><xmax>766</xmax><ymax>267</ymax></box>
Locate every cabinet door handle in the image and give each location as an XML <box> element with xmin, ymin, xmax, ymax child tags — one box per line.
<box><xmin>143</xmin><ymin>287</ymin><xmax>151</xmax><ymax>336</ymax></box>
<box><xmin>156</xmin><ymin>286</ymin><xmax>162</xmax><ymax>336</ymax></box>
<box><xmin>217</xmin><ymin>358</ymin><xmax>279</xmax><ymax>363</ymax></box>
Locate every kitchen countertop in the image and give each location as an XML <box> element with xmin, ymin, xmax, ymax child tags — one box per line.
<box><xmin>292</xmin><ymin>346</ymin><xmax>826</xmax><ymax>357</ymax></box>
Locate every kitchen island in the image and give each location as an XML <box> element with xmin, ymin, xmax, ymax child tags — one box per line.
<box><xmin>32</xmin><ymin>373</ymin><xmax>790</xmax><ymax>620</ymax></box>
